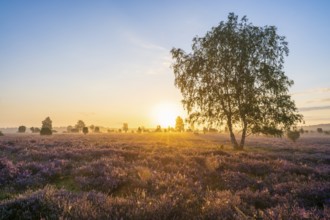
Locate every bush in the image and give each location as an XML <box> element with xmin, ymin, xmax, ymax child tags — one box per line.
<box><xmin>42</xmin><ymin>117</ymin><xmax>52</xmax><ymax>130</ymax></box>
<box><xmin>30</xmin><ymin>127</ymin><xmax>40</xmax><ymax>133</ymax></box>
<box><xmin>71</xmin><ymin>128</ymin><xmax>79</xmax><ymax>133</ymax></box>
<box><xmin>287</xmin><ymin>130</ymin><xmax>300</xmax><ymax>142</ymax></box>
<box><xmin>18</xmin><ymin>126</ymin><xmax>26</xmax><ymax>133</ymax></box>
<box><xmin>0</xmin><ymin>131</ymin><xmax>3</xmax><ymax>136</ymax></box>
<box><xmin>82</xmin><ymin>127</ymin><xmax>88</xmax><ymax>135</ymax></box>
<box><xmin>0</xmin><ymin>158</ymin><xmax>19</xmax><ymax>186</ymax></box>
<box><xmin>317</xmin><ymin>128</ymin><xmax>323</xmax><ymax>133</ymax></box>
<box><xmin>40</xmin><ymin>127</ymin><xmax>52</xmax><ymax>136</ymax></box>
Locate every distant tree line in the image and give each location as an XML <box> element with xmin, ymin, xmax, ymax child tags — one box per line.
<box><xmin>66</xmin><ymin>120</ymin><xmax>100</xmax><ymax>134</ymax></box>
<box><xmin>13</xmin><ymin>116</ymin><xmax>330</xmax><ymax>139</ymax></box>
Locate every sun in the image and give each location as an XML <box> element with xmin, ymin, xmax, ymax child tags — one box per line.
<box><xmin>151</xmin><ymin>102</ymin><xmax>183</xmax><ymax>128</ymax></box>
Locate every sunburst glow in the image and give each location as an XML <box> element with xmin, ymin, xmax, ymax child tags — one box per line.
<box><xmin>151</xmin><ymin>102</ymin><xmax>183</xmax><ymax>128</ymax></box>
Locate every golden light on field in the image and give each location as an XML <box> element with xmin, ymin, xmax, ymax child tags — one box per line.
<box><xmin>151</xmin><ymin>102</ymin><xmax>183</xmax><ymax>127</ymax></box>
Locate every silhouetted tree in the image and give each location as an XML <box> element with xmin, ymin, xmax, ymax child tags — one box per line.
<box><xmin>42</xmin><ymin>117</ymin><xmax>52</xmax><ymax>130</ymax></box>
<box><xmin>155</xmin><ymin>125</ymin><xmax>162</xmax><ymax>132</ymax></box>
<box><xmin>317</xmin><ymin>128</ymin><xmax>323</xmax><ymax>133</ymax></box>
<box><xmin>94</xmin><ymin>126</ymin><xmax>100</xmax><ymax>133</ymax></box>
<box><xmin>40</xmin><ymin>127</ymin><xmax>52</xmax><ymax>135</ymax></box>
<box><xmin>40</xmin><ymin>117</ymin><xmax>52</xmax><ymax>135</ymax></box>
<box><xmin>123</xmin><ymin>123</ymin><xmax>128</xmax><ymax>133</ymax></box>
<box><xmin>299</xmin><ymin>128</ymin><xmax>305</xmax><ymax>134</ymax></box>
<box><xmin>171</xmin><ymin>13</ymin><xmax>303</xmax><ymax>150</ymax></box>
<box><xmin>89</xmin><ymin>125</ymin><xmax>95</xmax><ymax>132</ymax></box>
<box><xmin>34</xmin><ymin>127</ymin><xmax>40</xmax><ymax>133</ymax></box>
<box><xmin>287</xmin><ymin>130</ymin><xmax>300</xmax><ymax>142</ymax></box>
<box><xmin>75</xmin><ymin>120</ymin><xmax>85</xmax><ymax>132</ymax></box>
<box><xmin>18</xmin><ymin>126</ymin><xmax>26</xmax><ymax>133</ymax></box>
<box><xmin>137</xmin><ymin>127</ymin><xmax>142</xmax><ymax>133</ymax></box>
<box><xmin>175</xmin><ymin>116</ymin><xmax>184</xmax><ymax>132</ymax></box>
<box><xmin>83</xmin><ymin>127</ymin><xmax>89</xmax><ymax>135</ymax></box>
<box><xmin>67</xmin><ymin>125</ymin><xmax>73</xmax><ymax>133</ymax></box>
<box><xmin>0</xmin><ymin>131</ymin><xmax>3</xmax><ymax>136</ymax></box>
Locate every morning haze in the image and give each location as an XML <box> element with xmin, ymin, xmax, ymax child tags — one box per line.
<box><xmin>1</xmin><ymin>1</ymin><xmax>329</xmax><ymax>128</ymax></box>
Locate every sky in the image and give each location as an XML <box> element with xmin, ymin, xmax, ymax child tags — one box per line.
<box><xmin>1</xmin><ymin>0</ymin><xmax>330</xmax><ymax>128</ymax></box>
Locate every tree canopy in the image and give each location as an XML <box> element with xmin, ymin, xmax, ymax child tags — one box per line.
<box><xmin>75</xmin><ymin>120</ymin><xmax>85</xmax><ymax>132</ymax></box>
<box><xmin>175</xmin><ymin>116</ymin><xmax>185</xmax><ymax>132</ymax></box>
<box><xmin>40</xmin><ymin>117</ymin><xmax>52</xmax><ymax>135</ymax></box>
<box><xmin>42</xmin><ymin>117</ymin><xmax>52</xmax><ymax>130</ymax></box>
<box><xmin>123</xmin><ymin>123</ymin><xmax>128</xmax><ymax>133</ymax></box>
<box><xmin>171</xmin><ymin>13</ymin><xmax>303</xmax><ymax>149</ymax></box>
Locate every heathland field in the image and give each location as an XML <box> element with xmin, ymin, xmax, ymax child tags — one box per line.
<box><xmin>0</xmin><ymin>133</ymin><xmax>330</xmax><ymax>219</ymax></box>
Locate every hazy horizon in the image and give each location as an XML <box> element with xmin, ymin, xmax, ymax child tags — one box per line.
<box><xmin>1</xmin><ymin>1</ymin><xmax>330</xmax><ymax>128</ymax></box>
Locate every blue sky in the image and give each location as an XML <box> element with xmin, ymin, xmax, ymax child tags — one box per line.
<box><xmin>1</xmin><ymin>0</ymin><xmax>330</xmax><ymax>127</ymax></box>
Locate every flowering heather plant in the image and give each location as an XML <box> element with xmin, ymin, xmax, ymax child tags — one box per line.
<box><xmin>0</xmin><ymin>158</ymin><xmax>19</xmax><ymax>186</ymax></box>
<box><xmin>0</xmin><ymin>133</ymin><xmax>329</xmax><ymax>218</ymax></box>
<box><xmin>74</xmin><ymin>159</ymin><xmax>128</xmax><ymax>193</ymax></box>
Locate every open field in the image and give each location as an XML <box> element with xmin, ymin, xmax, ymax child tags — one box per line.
<box><xmin>0</xmin><ymin>133</ymin><xmax>330</xmax><ymax>219</ymax></box>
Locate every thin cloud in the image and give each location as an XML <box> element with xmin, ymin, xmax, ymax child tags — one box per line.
<box><xmin>319</xmin><ymin>88</ymin><xmax>330</xmax><ymax>93</ymax></box>
<box><xmin>299</xmin><ymin>105</ymin><xmax>330</xmax><ymax>112</ymax></box>
<box><xmin>306</xmin><ymin>98</ymin><xmax>330</xmax><ymax>104</ymax></box>
<box><xmin>123</xmin><ymin>31</ymin><xmax>166</xmax><ymax>51</ymax></box>
<box><xmin>322</xmin><ymin>98</ymin><xmax>330</xmax><ymax>102</ymax></box>
<box><xmin>292</xmin><ymin>87</ymin><xmax>330</xmax><ymax>96</ymax></box>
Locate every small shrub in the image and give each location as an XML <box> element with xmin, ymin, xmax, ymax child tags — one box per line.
<box><xmin>71</xmin><ymin>128</ymin><xmax>79</xmax><ymax>133</ymax></box>
<box><xmin>123</xmin><ymin>123</ymin><xmax>128</xmax><ymax>133</ymax></box>
<box><xmin>74</xmin><ymin>160</ymin><xmax>127</xmax><ymax>193</ymax></box>
<box><xmin>40</xmin><ymin>127</ymin><xmax>52</xmax><ymax>135</ymax></box>
<box><xmin>287</xmin><ymin>130</ymin><xmax>300</xmax><ymax>142</ymax></box>
<box><xmin>0</xmin><ymin>131</ymin><xmax>3</xmax><ymax>136</ymax></box>
<box><xmin>82</xmin><ymin>127</ymin><xmax>88</xmax><ymax>135</ymax></box>
<box><xmin>317</xmin><ymin>128</ymin><xmax>323</xmax><ymax>133</ymax></box>
<box><xmin>0</xmin><ymin>158</ymin><xmax>19</xmax><ymax>186</ymax></box>
<box><xmin>30</xmin><ymin>127</ymin><xmax>40</xmax><ymax>133</ymax></box>
<box><xmin>18</xmin><ymin>126</ymin><xmax>26</xmax><ymax>133</ymax></box>
<box><xmin>217</xmin><ymin>170</ymin><xmax>257</xmax><ymax>191</ymax></box>
<box><xmin>202</xmin><ymin>190</ymin><xmax>241</xmax><ymax>219</ymax></box>
<box><xmin>0</xmin><ymin>186</ymin><xmax>63</xmax><ymax>219</ymax></box>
